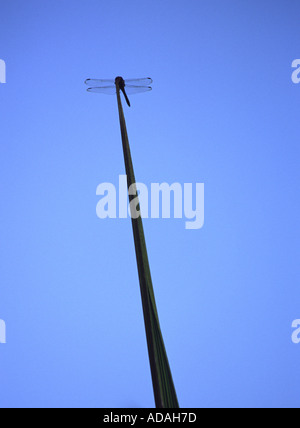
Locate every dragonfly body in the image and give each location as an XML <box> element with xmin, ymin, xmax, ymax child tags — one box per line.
<box><xmin>85</xmin><ymin>77</ymin><xmax>152</xmax><ymax>107</ymax></box>
<box><xmin>115</xmin><ymin>76</ymin><xmax>131</xmax><ymax>107</ymax></box>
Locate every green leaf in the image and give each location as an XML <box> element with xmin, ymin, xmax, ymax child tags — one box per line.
<box><xmin>115</xmin><ymin>86</ymin><xmax>179</xmax><ymax>408</ymax></box>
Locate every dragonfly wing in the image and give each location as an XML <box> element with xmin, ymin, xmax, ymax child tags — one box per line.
<box><xmin>85</xmin><ymin>79</ymin><xmax>115</xmax><ymax>86</ymax></box>
<box><xmin>125</xmin><ymin>85</ymin><xmax>152</xmax><ymax>95</ymax></box>
<box><xmin>87</xmin><ymin>86</ymin><xmax>116</xmax><ymax>94</ymax></box>
<box><xmin>125</xmin><ymin>78</ymin><xmax>153</xmax><ymax>86</ymax></box>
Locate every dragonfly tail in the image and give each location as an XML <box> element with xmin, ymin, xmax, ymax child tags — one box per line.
<box><xmin>121</xmin><ymin>87</ymin><xmax>131</xmax><ymax>107</ymax></box>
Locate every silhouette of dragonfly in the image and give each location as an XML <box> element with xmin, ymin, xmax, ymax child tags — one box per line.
<box><xmin>85</xmin><ymin>76</ymin><xmax>152</xmax><ymax>107</ymax></box>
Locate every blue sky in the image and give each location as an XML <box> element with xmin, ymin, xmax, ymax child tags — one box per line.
<box><xmin>0</xmin><ymin>0</ymin><xmax>300</xmax><ymax>408</ymax></box>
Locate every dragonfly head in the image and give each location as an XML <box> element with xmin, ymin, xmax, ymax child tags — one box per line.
<box><xmin>115</xmin><ymin>76</ymin><xmax>125</xmax><ymax>89</ymax></box>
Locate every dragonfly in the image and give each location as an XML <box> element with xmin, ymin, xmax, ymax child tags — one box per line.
<box><xmin>85</xmin><ymin>76</ymin><xmax>153</xmax><ymax>107</ymax></box>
